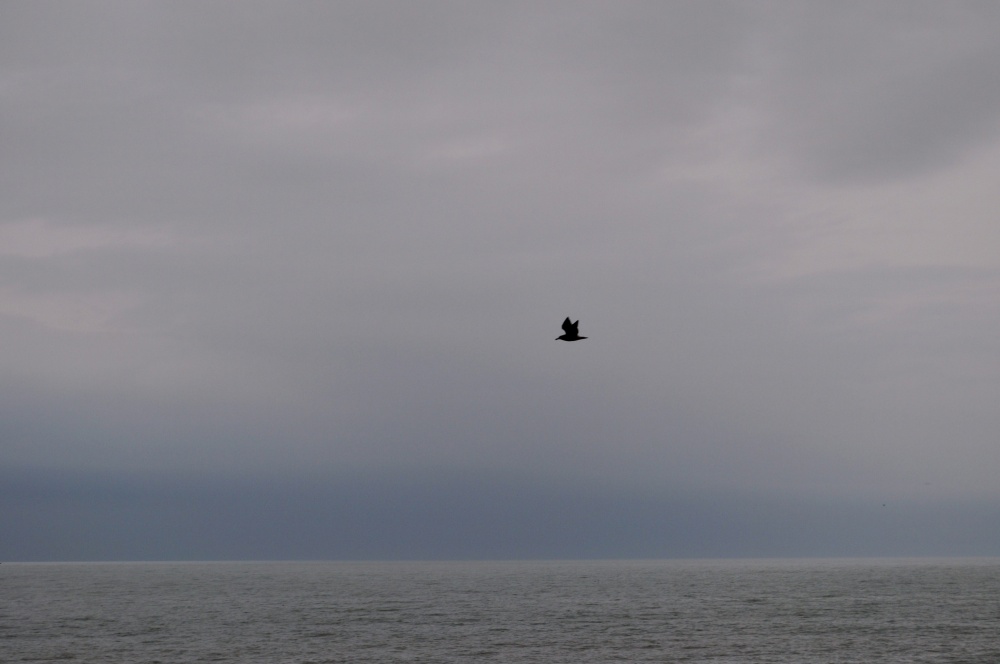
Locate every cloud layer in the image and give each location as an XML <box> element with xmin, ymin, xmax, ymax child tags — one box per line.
<box><xmin>3</xmin><ymin>2</ymin><xmax>1000</xmax><ymax>558</ymax></box>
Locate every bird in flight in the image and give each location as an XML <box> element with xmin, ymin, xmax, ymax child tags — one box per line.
<box><xmin>556</xmin><ymin>317</ymin><xmax>587</xmax><ymax>341</ymax></box>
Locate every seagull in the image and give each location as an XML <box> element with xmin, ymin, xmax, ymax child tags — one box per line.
<box><xmin>556</xmin><ymin>317</ymin><xmax>587</xmax><ymax>341</ymax></box>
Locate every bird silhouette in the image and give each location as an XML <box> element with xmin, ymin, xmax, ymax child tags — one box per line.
<box><xmin>556</xmin><ymin>317</ymin><xmax>587</xmax><ymax>341</ymax></box>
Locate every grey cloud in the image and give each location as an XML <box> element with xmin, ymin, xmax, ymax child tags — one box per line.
<box><xmin>3</xmin><ymin>2</ymin><xmax>1000</xmax><ymax>560</ymax></box>
<box><xmin>757</xmin><ymin>2</ymin><xmax>1000</xmax><ymax>183</ymax></box>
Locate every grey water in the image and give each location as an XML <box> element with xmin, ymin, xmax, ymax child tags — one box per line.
<box><xmin>3</xmin><ymin>559</ymin><xmax>999</xmax><ymax>663</ymax></box>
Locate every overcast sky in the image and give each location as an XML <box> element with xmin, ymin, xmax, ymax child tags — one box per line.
<box><xmin>3</xmin><ymin>1</ymin><xmax>1000</xmax><ymax>560</ymax></box>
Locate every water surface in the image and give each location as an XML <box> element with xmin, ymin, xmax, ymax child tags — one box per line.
<box><xmin>3</xmin><ymin>558</ymin><xmax>998</xmax><ymax>663</ymax></box>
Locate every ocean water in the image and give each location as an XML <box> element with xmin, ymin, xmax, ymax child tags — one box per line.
<box><xmin>3</xmin><ymin>559</ymin><xmax>999</xmax><ymax>663</ymax></box>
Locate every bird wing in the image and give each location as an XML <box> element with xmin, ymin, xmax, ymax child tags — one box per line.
<box><xmin>561</xmin><ymin>317</ymin><xmax>573</xmax><ymax>333</ymax></box>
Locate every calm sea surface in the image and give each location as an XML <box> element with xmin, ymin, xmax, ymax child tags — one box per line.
<box><xmin>3</xmin><ymin>559</ymin><xmax>999</xmax><ymax>663</ymax></box>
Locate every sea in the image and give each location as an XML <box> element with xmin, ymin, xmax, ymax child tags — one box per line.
<box><xmin>3</xmin><ymin>558</ymin><xmax>999</xmax><ymax>663</ymax></box>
